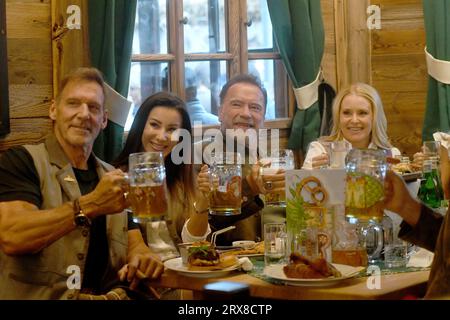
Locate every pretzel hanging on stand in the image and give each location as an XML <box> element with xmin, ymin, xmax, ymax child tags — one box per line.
<box><xmin>296</xmin><ymin>176</ymin><xmax>328</xmax><ymax>207</ymax></box>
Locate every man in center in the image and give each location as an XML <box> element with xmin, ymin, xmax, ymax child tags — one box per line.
<box><xmin>186</xmin><ymin>74</ymin><xmax>285</xmax><ymax>245</ymax></box>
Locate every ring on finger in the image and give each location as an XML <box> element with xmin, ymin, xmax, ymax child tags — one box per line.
<box><xmin>265</xmin><ymin>181</ymin><xmax>273</xmax><ymax>190</ymax></box>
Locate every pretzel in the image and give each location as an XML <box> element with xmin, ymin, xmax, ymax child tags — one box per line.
<box><xmin>296</xmin><ymin>176</ymin><xmax>328</xmax><ymax>206</ymax></box>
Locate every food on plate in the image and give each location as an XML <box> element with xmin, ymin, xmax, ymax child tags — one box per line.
<box><xmin>186</xmin><ymin>241</ymin><xmax>239</xmax><ymax>271</ymax></box>
<box><xmin>391</xmin><ymin>162</ymin><xmax>421</xmax><ymax>174</ymax></box>
<box><xmin>187</xmin><ymin>241</ymin><xmax>220</xmax><ymax>267</ymax></box>
<box><xmin>283</xmin><ymin>253</ymin><xmax>342</xmax><ymax>279</ymax></box>
<box><xmin>221</xmin><ymin>241</ymin><xmax>264</xmax><ymax>256</ymax></box>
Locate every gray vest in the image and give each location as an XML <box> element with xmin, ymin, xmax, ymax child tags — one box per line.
<box><xmin>0</xmin><ymin>135</ymin><xmax>128</xmax><ymax>299</ymax></box>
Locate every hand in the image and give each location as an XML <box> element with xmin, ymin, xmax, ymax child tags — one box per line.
<box><xmin>81</xmin><ymin>169</ymin><xmax>129</xmax><ymax>217</ymax></box>
<box><xmin>261</xmin><ymin>168</ymin><xmax>286</xmax><ymax>195</ymax></box>
<box><xmin>311</xmin><ymin>153</ymin><xmax>329</xmax><ymax>169</ymax></box>
<box><xmin>196</xmin><ymin>165</ymin><xmax>211</xmax><ymax>212</ymax></box>
<box><xmin>118</xmin><ymin>252</ymin><xmax>164</xmax><ymax>290</ymax></box>
<box><xmin>383</xmin><ymin>170</ymin><xmax>416</xmax><ymax>215</ymax></box>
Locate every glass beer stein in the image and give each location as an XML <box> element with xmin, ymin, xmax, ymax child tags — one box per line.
<box><xmin>345</xmin><ymin>149</ymin><xmax>387</xmax><ymax>263</ymax></box>
<box><xmin>128</xmin><ymin>151</ymin><xmax>168</xmax><ymax>222</ymax></box>
<box><xmin>209</xmin><ymin>152</ymin><xmax>242</xmax><ymax>216</ymax></box>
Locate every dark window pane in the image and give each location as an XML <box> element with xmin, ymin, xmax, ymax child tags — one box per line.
<box><xmin>133</xmin><ymin>0</ymin><xmax>168</xmax><ymax>54</ymax></box>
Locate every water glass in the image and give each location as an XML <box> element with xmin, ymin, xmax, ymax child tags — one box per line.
<box><xmin>330</xmin><ymin>140</ymin><xmax>351</xmax><ymax>169</ymax></box>
<box><xmin>264</xmin><ymin>223</ymin><xmax>287</xmax><ymax>266</ymax></box>
<box><xmin>209</xmin><ymin>152</ymin><xmax>242</xmax><ymax>216</ymax></box>
<box><xmin>292</xmin><ymin>226</ymin><xmax>318</xmax><ymax>260</ymax></box>
<box><xmin>384</xmin><ymin>241</ymin><xmax>409</xmax><ymax>268</ymax></box>
<box><xmin>423</xmin><ymin>141</ymin><xmax>441</xmax><ymax>161</ymax></box>
<box><xmin>128</xmin><ymin>151</ymin><xmax>168</xmax><ymax>222</ymax></box>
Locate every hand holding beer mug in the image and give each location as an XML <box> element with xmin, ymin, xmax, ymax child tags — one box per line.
<box><xmin>209</xmin><ymin>152</ymin><xmax>242</xmax><ymax>216</ymax></box>
<box><xmin>128</xmin><ymin>152</ymin><xmax>168</xmax><ymax>222</ymax></box>
<box><xmin>260</xmin><ymin>149</ymin><xmax>294</xmax><ymax>207</ymax></box>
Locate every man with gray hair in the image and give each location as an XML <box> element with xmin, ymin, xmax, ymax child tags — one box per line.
<box><xmin>0</xmin><ymin>67</ymin><xmax>163</xmax><ymax>299</ymax></box>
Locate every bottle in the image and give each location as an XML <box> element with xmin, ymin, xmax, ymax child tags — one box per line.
<box><xmin>417</xmin><ymin>159</ymin><xmax>443</xmax><ymax>208</ymax></box>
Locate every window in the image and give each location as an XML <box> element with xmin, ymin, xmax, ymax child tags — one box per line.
<box><xmin>125</xmin><ymin>0</ymin><xmax>289</xmax><ymax>131</ymax></box>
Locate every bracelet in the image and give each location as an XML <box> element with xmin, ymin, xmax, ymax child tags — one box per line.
<box><xmin>193</xmin><ymin>201</ymin><xmax>209</xmax><ymax>214</ymax></box>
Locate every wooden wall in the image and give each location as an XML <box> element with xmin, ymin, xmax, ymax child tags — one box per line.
<box><xmin>1</xmin><ymin>0</ymin><xmax>427</xmax><ymax>159</ymax></box>
<box><xmin>2</xmin><ymin>0</ymin><xmax>52</xmax><ymax>152</ymax></box>
<box><xmin>371</xmin><ymin>0</ymin><xmax>426</xmax><ymax>157</ymax></box>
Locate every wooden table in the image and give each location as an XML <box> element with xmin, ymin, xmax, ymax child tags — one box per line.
<box><xmin>148</xmin><ymin>268</ymin><xmax>429</xmax><ymax>300</ymax></box>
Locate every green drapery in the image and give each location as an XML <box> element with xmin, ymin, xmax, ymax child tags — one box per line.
<box><xmin>422</xmin><ymin>0</ymin><xmax>450</xmax><ymax>141</ymax></box>
<box><xmin>267</xmin><ymin>0</ymin><xmax>324</xmax><ymax>153</ymax></box>
<box><xmin>88</xmin><ymin>0</ymin><xmax>137</xmax><ymax>162</ymax></box>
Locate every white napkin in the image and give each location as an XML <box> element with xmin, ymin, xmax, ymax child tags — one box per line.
<box><xmin>407</xmin><ymin>247</ymin><xmax>434</xmax><ymax>268</ymax></box>
<box><xmin>433</xmin><ymin>132</ymin><xmax>450</xmax><ymax>154</ymax></box>
<box><xmin>238</xmin><ymin>257</ymin><xmax>254</xmax><ymax>271</ymax></box>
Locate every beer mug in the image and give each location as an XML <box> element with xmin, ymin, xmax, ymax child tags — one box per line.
<box><xmin>260</xmin><ymin>149</ymin><xmax>294</xmax><ymax>207</ymax></box>
<box><xmin>345</xmin><ymin>149</ymin><xmax>387</xmax><ymax>222</ymax></box>
<box><xmin>345</xmin><ymin>149</ymin><xmax>387</xmax><ymax>263</ymax></box>
<box><xmin>128</xmin><ymin>151</ymin><xmax>168</xmax><ymax>222</ymax></box>
<box><xmin>209</xmin><ymin>152</ymin><xmax>242</xmax><ymax>216</ymax></box>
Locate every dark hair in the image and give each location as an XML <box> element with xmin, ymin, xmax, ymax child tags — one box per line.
<box><xmin>113</xmin><ymin>91</ymin><xmax>194</xmax><ymax>197</ymax></box>
<box><xmin>219</xmin><ymin>74</ymin><xmax>267</xmax><ymax>108</ymax></box>
<box><xmin>56</xmin><ymin>67</ymin><xmax>106</xmax><ymax>104</ymax></box>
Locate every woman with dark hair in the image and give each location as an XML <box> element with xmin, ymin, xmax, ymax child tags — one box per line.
<box><xmin>113</xmin><ymin>92</ymin><xmax>210</xmax><ymax>262</ymax></box>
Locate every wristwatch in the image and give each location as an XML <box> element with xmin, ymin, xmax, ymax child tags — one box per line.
<box><xmin>73</xmin><ymin>198</ymin><xmax>91</xmax><ymax>227</ymax></box>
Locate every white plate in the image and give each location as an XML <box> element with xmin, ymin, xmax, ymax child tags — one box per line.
<box><xmin>237</xmin><ymin>253</ymin><xmax>264</xmax><ymax>258</ymax></box>
<box><xmin>263</xmin><ymin>263</ymin><xmax>365</xmax><ymax>287</ymax></box>
<box><xmin>164</xmin><ymin>257</ymin><xmax>240</xmax><ymax>278</ymax></box>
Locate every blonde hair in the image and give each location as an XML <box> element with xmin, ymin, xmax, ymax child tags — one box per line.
<box><xmin>324</xmin><ymin>83</ymin><xmax>392</xmax><ymax>149</ymax></box>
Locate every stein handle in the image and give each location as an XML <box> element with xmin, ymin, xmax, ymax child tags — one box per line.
<box><xmin>365</xmin><ymin>222</ymin><xmax>384</xmax><ymax>262</ymax></box>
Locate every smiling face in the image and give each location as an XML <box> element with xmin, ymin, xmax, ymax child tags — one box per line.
<box><xmin>50</xmin><ymin>80</ymin><xmax>107</xmax><ymax>153</ymax></box>
<box><xmin>339</xmin><ymin>93</ymin><xmax>373</xmax><ymax>149</ymax></box>
<box><xmin>218</xmin><ymin>82</ymin><xmax>265</xmax><ymax>132</ymax></box>
<box><xmin>141</xmin><ymin>106</ymin><xmax>182</xmax><ymax>158</ymax></box>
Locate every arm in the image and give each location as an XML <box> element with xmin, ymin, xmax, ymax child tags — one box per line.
<box><xmin>383</xmin><ymin>170</ymin><xmax>422</xmax><ymax>227</ymax></box>
<box><xmin>0</xmin><ymin>169</ymin><xmax>128</xmax><ymax>255</ymax></box>
<box><xmin>302</xmin><ymin>141</ymin><xmax>329</xmax><ymax>169</ymax></box>
<box><xmin>118</xmin><ymin>229</ymin><xmax>164</xmax><ymax>290</ymax></box>
<box><xmin>439</xmin><ymin>145</ymin><xmax>450</xmax><ymax>199</ymax></box>
<box><xmin>184</xmin><ymin>165</ymin><xmax>211</xmax><ymax>238</ymax></box>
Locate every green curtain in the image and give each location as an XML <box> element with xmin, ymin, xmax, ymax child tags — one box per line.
<box><xmin>267</xmin><ymin>0</ymin><xmax>324</xmax><ymax>153</ymax></box>
<box><xmin>422</xmin><ymin>0</ymin><xmax>450</xmax><ymax>141</ymax></box>
<box><xmin>88</xmin><ymin>0</ymin><xmax>137</xmax><ymax>162</ymax></box>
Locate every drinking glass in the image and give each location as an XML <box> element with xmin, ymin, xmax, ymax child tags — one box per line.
<box><xmin>264</xmin><ymin>223</ymin><xmax>287</xmax><ymax>266</ymax></box>
<box><xmin>384</xmin><ymin>240</ymin><xmax>409</xmax><ymax>268</ymax></box>
<box><xmin>330</xmin><ymin>140</ymin><xmax>352</xmax><ymax>169</ymax></box>
<box><xmin>423</xmin><ymin>141</ymin><xmax>441</xmax><ymax>161</ymax></box>
<box><xmin>128</xmin><ymin>151</ymin><xmax>168</xmax><ymax>222</ymax></box>
<box><xmin>209</xmin><ymin>152</ymin><xmax>242</xmax><ymax>216</ymax></box>
<box><xmin>260</xmin><ymin>149</ymin><xmax>294</xmax><ymax>207</ymax></box>
<box><xmin>345</xmin><ymin>149</ymin><xmax>387</xmax><ymax>263</ymax></box>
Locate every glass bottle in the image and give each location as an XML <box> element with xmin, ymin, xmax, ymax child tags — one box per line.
<box><xmin>417</xmin><ymin>159</ymin><xmax>444</xmax><ymax>208</ymax></box>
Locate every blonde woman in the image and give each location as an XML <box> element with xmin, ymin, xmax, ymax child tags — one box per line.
<box><xmin>302</xmin><ymin>83</ymin><xmax>400</xmax><ymax>169</ymax></box>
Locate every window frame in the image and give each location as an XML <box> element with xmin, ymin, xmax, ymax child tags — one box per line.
<box><xmin>131</xmin><ymin>0</ymin><xmax>293</xmax><ymax>129</ymax></box>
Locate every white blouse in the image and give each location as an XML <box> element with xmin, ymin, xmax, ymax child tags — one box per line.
<box><xmin>302</xmin><ymin>140</ymin><xmax>401</xmax><ymax>169</ymax></box>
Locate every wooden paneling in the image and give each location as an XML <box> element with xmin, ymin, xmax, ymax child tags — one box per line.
<box><xmin>1</xmin><ymin>0</ymin><xmax>52</xmax><ymax>152</ymax></box>
<box><xmin>321</xmin><ymin>0</ymin><xmax>337</xmax><ymax>90</ymax></box>
<box><xmin>370</xmin><ymin>0</ymin><xmax>426</xmax><ymax>157</ymax></box>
